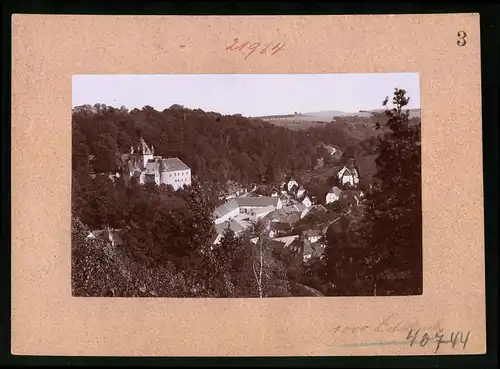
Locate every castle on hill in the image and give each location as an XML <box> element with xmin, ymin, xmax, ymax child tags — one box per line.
<box><xmin>122</xmin><ymin>137</ymin><xmax>192</xmax><ymax>190</ymax></box>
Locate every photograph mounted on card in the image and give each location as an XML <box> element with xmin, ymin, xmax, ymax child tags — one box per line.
<box><xmin>11</xmin><ymin>13</ymin><xmax>485</xmax><ymax>357</ymax></box>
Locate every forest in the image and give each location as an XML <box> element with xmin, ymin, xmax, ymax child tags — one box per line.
<box><xmin>72</xmin><ymin>103</ymin><xmax>368</xmax><ymax>187</ymax></box>
<box><xmin>72</xmin><ymin>88</ymin><xmax>422</xmax><ymax>298</ymax></box>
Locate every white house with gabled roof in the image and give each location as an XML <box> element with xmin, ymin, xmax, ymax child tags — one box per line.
<box><xmin>326</xmin><ymin>186</ymin><xmax>343</xmax><ymax>204</ymax></box>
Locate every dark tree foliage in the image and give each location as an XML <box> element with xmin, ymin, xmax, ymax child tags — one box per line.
<box><xmin>363</xmin><ymin>88</ymin><xmax>422</xmax><ymax>295</ymax></box>
<box><xmin>72</xmin><ymin>103</ymin><xmax>358</xmax><ymax>188</ymax></box>
<box><xmin>71</xmin><ymin>217</ymin><xmax>131</xmax><ymax>297</ymax></box>
<box><xmin>320</xmin><ymin>89</ymin><xmax>422</xmax><ymax>296</ymax></box>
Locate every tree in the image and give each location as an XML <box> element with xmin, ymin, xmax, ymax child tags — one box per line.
<box><xmin>71</xmin><ymin>217</ymin><xmax>131</xmax><ymax>297</ymax></box>
<box><xmin>91</xmin><ymin>175</ymin><xmax>122</xmax><ymax>228</ymax></box>
<box><xmin>72</xmin><ymin>127</ymin><xmax>90</xmax><ymax>172</ymax></box>
<box><xmin>252</xmin><ymin>236</ymin><xmax>266</xmax><ymax>298</ymax></box>
<box><xmin>319</xmin><ymin>89</ymin><xmax>421</xmax><ymax>297</ymax></box>
<box><xmin>185</xmin><ymin>179</ymin><xmax>216</xmax><ymax>254</ymax></box>
<box><xmin>233</xmin><ymin>232</ymin><xmax>292</xmax><ymax>298</ymax></box>
<box><xmin>362</xmin><ymin>88</ymin><xmax>422</xmax><ymax>295</ymax></box>
<box><xmin>207</xmin><ymin>225</ymin><xmax>242</xmax><ymax>297</ymax></box>
<box><xmin>265</xmin><ymin>162</ymin><xmax>276</xmax><ymax>184</ymax></box>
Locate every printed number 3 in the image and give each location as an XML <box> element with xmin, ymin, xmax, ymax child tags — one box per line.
<box><xmin>457</xmin><ymin>30</ymin><xmax>467</xmax><ymax>46</ymax></box>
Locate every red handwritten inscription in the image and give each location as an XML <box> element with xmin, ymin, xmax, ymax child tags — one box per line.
<box><xmin>226</xmin><ymin>38</ymin><xmax>285</xmax><ymax>60</ymax></box>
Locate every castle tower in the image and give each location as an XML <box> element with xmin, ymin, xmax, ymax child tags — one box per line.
<box><xmin>140</xmin><ymin>136</ymin><xmax>154</xmax><ymax>167</ymax></box>
<box><xmin>159</xmin><ymin>159</ymin><xmax>168</xmax><ymax>185</ymax></box>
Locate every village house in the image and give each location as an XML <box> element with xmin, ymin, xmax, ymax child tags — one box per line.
<box><xmin>273</xmin><ymin>212</ymin><xmax>301</xmax><ymax>227</ymax></box>
<box><xmin>302</xmin><ymin>229</ymin><xmax>323</xmax><ymax>244</ymax></box>
<box><xmin>307</xmin><ymin>204</ymin><xmax>328</xmax><ymax>218</ymax></box>
<box><xmin>213</xmin><ymin>200</ymin><xmax>240</xmax><ymax>224</ymax></box>
<box><xmin>213</xmin><ymin>219</ymin><xmax>246</xmax><ymax>245</ymax></box>
<box><xmin>303</xmin><ymin>242</ymin><xmax>326</xmax><ymax>263</ymax></box>
<box><xmin>122</xmin><ymin>137</ymin><xmax>192</xmax><ymax>191</ymax></box>
<box><xmin>337</xmin><ymin>163</ymin><xmax>360</xmax><ymax>188</ymax></box>
<box><xmin>271</xmin><ymin>235</ymin><xmax>301</xmax><ymax>249</ymax></box>
<box><xmin>221</xmin><ymin>182</ymin><xmax>249</xmax><ymax>200</ymax></box>
<box><xmin>86</xmin><ymin>227</ymin><xmax>124</xmax><ymax>247</ymax></box>
<box><xmin>287</xmin><ymin>178</ymin><xmax>299</xmax><ymax>192</ymax></box>
<box><xmin>265</xmin><ymin>203</ymin><xmax>309</xmax><ymax>223</ymax></box>
<box><xmin>236</xmin><ymin>196</ymin><xmax>283</xmax><ymax>214</ymax></box>
<box><xmin>302</xmin><ymin>242</ymin><xmax>315</xmax><ymax>262</ymax></box>
<box><xmin>287</xmin><ymin>237</ymin><xmax>304</xmax><ymax>255</ymax></box>
<box><xmin>212</xmin><ymin>196</ymin><xmax>283</xmax><ymax>225</ymax></box>
<box><xmin>339</xmin><ymin>190</ymin><xmax>362</xmax><ymax>209</ymax></box>
<box><xmin>266</xmin><ymin>239</ymin><xmax>287</xmax><ymax>256</ymax></box>
<box><xmin>280</xmin><ymin>181</ymin><xmax>288</xmax><ymax>195</ymax></box>
<box><xmin>279</xmin><ymin>193</ymin><xmax>293</xmax><ymax>207</ymax></box>
<box><xmin>269</xmin><ymin>222</ymin><xmax>293</xmax><ymax>238</ymax></box>
<box><xmin>296</xmin><ymin>185</ymin><xmax>306</xmax><ymax>199</ymax></box>
<box><xmin>326</xmin><ymin>186</ymin><xmax>343</xmax><ymax>204</ymax></box>
<box><xmin>249</xmin><ymin>235</ymin><xmax>303</xmax><ymax>262</ymax></box>
<box><xmin>248</xmin><ymin>204</ymin><xmax>277</xmax><ymax>220</ymax></box>
<box><xmin>301</xmin><ymin>195</ymin><xmax>313</xmax><ymax>208</ymax></box>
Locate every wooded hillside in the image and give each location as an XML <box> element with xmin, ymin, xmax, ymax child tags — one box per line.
<box><xmin>72</xmin><ymin>103</ymin><xmax>369</xmax><ymax>188</ymax></box>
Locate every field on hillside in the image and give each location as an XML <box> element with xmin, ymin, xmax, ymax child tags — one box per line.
<box><xmin>259</xmin><ymin>109</ymin><xmax>421</xmax><ymax>132</ymax></box>
<box><xmin>267</xmin><ymin>120</ymin><xmax>330</xmax><ymax>130</ymax></box>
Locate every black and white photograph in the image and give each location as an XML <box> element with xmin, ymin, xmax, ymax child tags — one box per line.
<box><xmin>71</xmin><ymin>73</ymin><xmax>422</xmax><ymax>298</ymax></box>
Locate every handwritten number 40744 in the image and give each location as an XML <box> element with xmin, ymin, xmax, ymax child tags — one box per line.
<box><xmin>226</xmin><ymin>38</ymin><xmax>285</xmax><ymax>59</ymax></box>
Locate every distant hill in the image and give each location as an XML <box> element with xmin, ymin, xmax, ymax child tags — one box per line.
<box><xmin>257</xmin><ymin>108</ymin><xmax>421</xmax><ymax>124</ymax></box>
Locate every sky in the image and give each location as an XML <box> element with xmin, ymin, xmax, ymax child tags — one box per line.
<box><xmin>72</xmin><ymin>73</ymin><xmax>420</xmax><ymax>117</ymax></box>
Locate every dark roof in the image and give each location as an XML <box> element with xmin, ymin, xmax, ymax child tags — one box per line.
<box><xmin>102</xmin><ymin>229</ymin><xmax>124</xmax><ymax>246</ymax></box>
<box><xmin>145</xmin><ymin>161</ymin><xmax>160</xmax><ymax>174</ymax></box>
<box><xmin>311</xmin><ymin>243</ymin><xmax>326</xmax><ymax>258</ymax></box>
<box><xmin>279</xmin><ymin>212</ymin><xmax>301</xmax><ymax>225</ymax></box>
<box><xmin>303</xmin><ymin>229</ymin><xmax>323</xmax><ymax>238</ymax></box>
<box><xmin>303</xmin><ymin>242</ymin><xmax>314</xmax><ymax>256</ymax></box>
<box><xmin>234</xmin><ymin>196</ymin><xmax>279</xmax><ymax>208</ymax></box>
<box><xmin>329</xmin><ymin>186</ymin><xmax>343</xmax><ymax>196</ymax></box>
<box><xmin>270</xmin><ymin>222</ymin><xmax>292</xmax><ymax>231</ymax></box>
<box><xmin>215</xmin><ymin>219</ymin><xmax>245</xmax><ymax>235</ymax></box>
<box><xmin>310</xmin><ymin>205</ymin><xmax>328</xmax><ymax>213</ymax></box>
<box><xmin>160</xmin><ymin>158</ymin><xmax>190</xmax><ymax>172</ymax></box>
<box><xmin>288</xmin><ymin>238</ymin><xmax>303</xmax><ymax>251</ymax></box>
<box><xmin>213</xmin><ymin>199</ymin><xmax>239</xmax><ymax>217</ymax></box>
<box><xmin>267</xmin><ymin>240</ymin><xmax>286</xmax><ymax>251</ymax></box>
<box><xmin>279</xmin><ymin>204</ymin><xmax>306</xmax><ymax>214</ymax></box>
<box><xmin>127</xmin><ymin>157</ymin><xmax>145</xmax><ymax>172</ymax></box>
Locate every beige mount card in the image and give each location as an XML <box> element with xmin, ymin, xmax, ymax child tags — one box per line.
<box><xmin>11</xmin><ymin>14</ymin><xmax>485</xmax><ymax>356</ymax></box>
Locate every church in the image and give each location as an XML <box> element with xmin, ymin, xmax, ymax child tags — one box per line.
<box><xmin>337</xmin><ymin>157</ymin><xmax>360</xmax><ymax>188</ymax></box>
<box><xmin>122</xmin><ymin>137</ymin><xmax>192</xmax><ymax>190</ymax></box>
